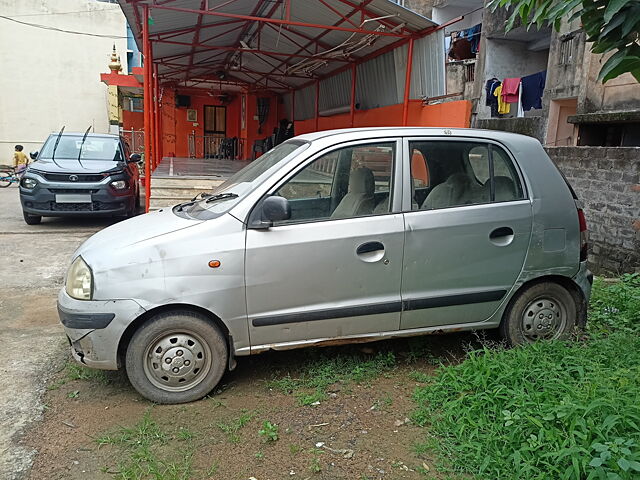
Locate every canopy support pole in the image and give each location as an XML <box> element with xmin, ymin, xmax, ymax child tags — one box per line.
<box><xmin>350</xmin><ymin>64</ymin><xmax>357</xmax><ymax>127</ymax></box>
<box><xmin>143</xmin><ymin>4</ymin><xmax>152</xmax><ymax>212</ymax></box>
<box><xmin>315</xmin><ymin>80</ymin><xmax>320</xmax><ymax>131</ymax></box>
<box><xmin>402</xmin><ymin>37</ymin><xmax>414</xmax><ymax>126</ymax></box>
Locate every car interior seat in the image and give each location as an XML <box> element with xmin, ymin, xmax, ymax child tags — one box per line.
<box><xmin>422</xmin><ymin>173</ymin><xmax>484</xmax><ymax>210</ymax></box>
<box><xmin>331</xmin><ymin>167</ymin><xmax>375</xmax><ymax>219</ymax></box>
<box><xmin>484</xmin><ymin>176</ymin><xmax>517</xmax><ymax>202</ymax></box>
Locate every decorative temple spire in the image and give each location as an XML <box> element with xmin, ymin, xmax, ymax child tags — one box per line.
<box><xmin>108</xmin><ymin>44</ymin><xmax>122</xmax><ymax>74</ymax></box>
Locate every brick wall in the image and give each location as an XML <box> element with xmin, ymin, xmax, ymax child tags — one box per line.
<box><xmin>545</xmin><ymin>146</ymin><xmax>640</xmax><ymax>274</ymax></box>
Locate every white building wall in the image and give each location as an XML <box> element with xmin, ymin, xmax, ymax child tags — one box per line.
<box><xmin>0</xmin><ymin>0</ymin><xmax>127</xmax><ymax>156</ymax></box>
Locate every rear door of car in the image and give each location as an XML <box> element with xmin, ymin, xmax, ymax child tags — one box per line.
<box><xmin>400</xmin><ymin>137</ymin><xmax>533</xmax><ymax>330</ymax></box>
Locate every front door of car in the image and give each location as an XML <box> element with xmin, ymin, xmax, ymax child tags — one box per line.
<box><xmin>400</xmin><ymin>138</ymin><xmax>533</xmax><ymax>330</ymax></box>
<box><xmin>245</xmin><ymin>139</ymin><xmax>405</xmax><ymax>350</ymax></box>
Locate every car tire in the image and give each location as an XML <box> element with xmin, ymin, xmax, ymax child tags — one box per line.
<box><xmin>500</xmin><ymin>281</ymin><xmax>577</xmax><ymax>346</ymax></box>
<box><xmin>23</xmin><ymin>210</ymin><xmax>42</xmax><ymax>225</ymax></box>
<box><xmin>125</xmin><ymin>311</ymin><xmax>228</xmax><ymax>404</ymax></box>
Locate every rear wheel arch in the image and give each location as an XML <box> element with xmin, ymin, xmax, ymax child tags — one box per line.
<box><xmin>117</xmin><ymin>303</ymin><xmax>232</xmax><ymax>369</ymax></box>
<box><xmin>500</xmin><ymin>275</ymin><xmax>587</xmax><ymax>342</ymax></box>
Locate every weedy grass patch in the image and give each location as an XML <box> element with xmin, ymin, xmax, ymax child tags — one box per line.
<box><xmin>97</xmin><ymin>410</ymin><xmax>194</xmax><ymax>480</ymax></box>
<box><xmin>412</xmin><ymin>276</ymin><xmax>640</xmax><ymax>480</ymax></box>
<box><xmin>267</xmin><ymin>351</ymin><xmax>396</xmax><ymax>405</ymax></box>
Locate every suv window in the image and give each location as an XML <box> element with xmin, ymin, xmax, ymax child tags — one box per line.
<box><xmin>409</xmin><ymin>141</ymin><xmax>524</xmax><ymax>210</ymax></box>
<box><xmin>275</xmin><ymin>142</ymin><xmax>395</xmax><ymax>223</ymax></box>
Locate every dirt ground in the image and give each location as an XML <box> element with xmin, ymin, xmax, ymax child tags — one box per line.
<box><xmin>25</xmin><ymin>335</ymin><xmax>471</xmax><ymax>480</ymax></box>
<box><xmin>0</xmin><ymin>187</ymin><xmax>122</xmax><ymax>479</ymax></box>
<box><xmin>0</xmin><ymin>185</ymin><xmax>473</xmax><ymax>480</ymax></box>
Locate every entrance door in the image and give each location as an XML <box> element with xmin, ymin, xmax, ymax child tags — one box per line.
<box><xmin>245</xmin><ymin>140</ymin><xmax>405</xmax><ymax>349</ymax></box>
<box><xmin>400</xmin><ymin>139</ymin><xmax>532</xmax><ymax>330</ymax></box>
<box><xmin>204</xmin><ymin>105</ymin><xmax>226</xmax><ymax>157</ymax></box>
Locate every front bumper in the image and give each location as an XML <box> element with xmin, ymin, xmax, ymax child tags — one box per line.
<box><xmin>20</xmin><ymin>176</ymin><xmax>135</xmax><ymax>217</ymax></box>
<box><xmin>58</xmin><ymin>289</ymin><xmax>146</xmax><ymax>370</ymax></box>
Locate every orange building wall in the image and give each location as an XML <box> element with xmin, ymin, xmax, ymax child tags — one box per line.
<box><xmin>295</xmin><ymin>100</ymin><xmax>472</xmax><ymax>135</ymax></box>
<box><xmin>122</xmin><ymin>110</ymin><xmax>144</xmax><ymax>131</ymax></box>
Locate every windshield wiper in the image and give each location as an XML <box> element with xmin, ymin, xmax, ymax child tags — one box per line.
<box><xmin>191</xmin><ymin>192</ymin><xmax>213</xmax><ymax>201</ymax></box>
<box><xmin>205</xmin><ymin>192</ymin><xmax>238</xmax><ymax>203</ymax></box>
<box><xmin>76</xmin><ymin>125</ymin><xmax>91</xmax><ymax>169</ymax></box>
<box><xmin>50</xmin><ymin>126</ymin><xmax>65</xmax><ymax>169</ymax></box>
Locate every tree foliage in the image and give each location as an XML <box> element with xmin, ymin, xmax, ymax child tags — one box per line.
<box><xmin>487</xmin><ymin>0</ymin><xmax>640</xmax><ymax>82</ymax></box>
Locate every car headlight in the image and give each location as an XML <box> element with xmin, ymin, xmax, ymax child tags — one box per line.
<box><xmin>110</xmin><ymin>180</ymin><xmax>127</xmax><ymax>190</ymax></box>
<box><xmin>21</xmin><ymin>177</ymin><xmax>37</xmax><ymax>189</ymax></box>
<box><xmin>65</xmin><ymin>256</ymin><xmax>93</xmax><ymax>300</ymax></box>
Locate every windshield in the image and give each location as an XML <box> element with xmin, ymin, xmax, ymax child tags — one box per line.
<box><xmin>179</xmin><ymin>141</ymin><xmax>308</xmax><ymax>220</ymax></box>
<box><xmin>40</xmin><ymin>135</ymin><xmax>122</xmax><ymax>161</ymax></box>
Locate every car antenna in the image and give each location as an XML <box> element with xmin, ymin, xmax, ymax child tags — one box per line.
<box><xmin>50</xmin><ymin>126</ymin><xmax>65</xmax><ymax>169</ymax></box>
<box><xmin>77</xmin><ymin>126</ymin><xmax>92</xmax><ymax>169</ymax></box>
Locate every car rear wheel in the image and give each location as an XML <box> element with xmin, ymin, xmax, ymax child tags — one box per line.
<box><xmin>23</xmin><ymin>210</ymin><xmax>42</xmax><ymax>225</ymax></box>
<box><xmin>500</xmin><ymin>281</ymin><xmax>577</xmax><ymax>346</ymax></box>
<box><xmin>125</xmin><ymin>311</ymin><xmax>228</xmax><ymax>404</ymax></box>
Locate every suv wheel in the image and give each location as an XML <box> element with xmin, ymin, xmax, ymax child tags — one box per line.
<box><xmin>23</xmin><ymin>210</ymin><xmax>42</xmax><ymax>225</ymax></box>
<box><xmin>500</xmin><ymin>281</ymin><xmax>577</xmax><ymax>346</ymax></box>
<box><xmin>125</xmin><ymin>311</ymin><xmax>228</xmax><ymax>404</ymax></box>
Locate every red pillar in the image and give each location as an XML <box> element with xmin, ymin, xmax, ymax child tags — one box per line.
<box><xmin>314</xmin><ymin>80</ymin><xmax>319</xmax><ymax>131</ymax></box>
<box><xmin>350</xmin><ymin>63</ymin><xmax>357</xmax><ymax>127</ymax></box>
<box><xmin>153</xmin><ymin>63</ymin><xmax>161</xmax><ymax>169</ymax></box>
<box><xmin>402</xmin><ymin>37</ymin><xmax>414</xmax><ymax>127</ymax></box>
<box><xmin>142</xmin><ymin>5</ymin><xmax>152</xmax><ymax>212</ymax></box>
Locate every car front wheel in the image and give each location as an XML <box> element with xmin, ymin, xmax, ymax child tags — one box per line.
<box><xmin>500</xmin><ymin>281</ymin><xmax>577</xmax><ymax>346</ymax></box>
<box><xmin>125</xmin><ymin>311</ymin><xmax>228</xmax><ymax>404</ymax></box>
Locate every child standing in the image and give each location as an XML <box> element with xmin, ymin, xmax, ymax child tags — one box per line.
<box><xmin>13</xmin><ymin>145</ymin><xmax>29</xmax><ymax>175</ymax></box>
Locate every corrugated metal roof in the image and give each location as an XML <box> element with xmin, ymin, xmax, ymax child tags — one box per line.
<box><xmin>119</xmin><ymin>0</ymin><xmax>439</xmax><ymax>91</ymax></box>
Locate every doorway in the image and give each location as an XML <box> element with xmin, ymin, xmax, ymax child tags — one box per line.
<box><xmin>204</xmin><ymin>105</ymin><xmax>226</xmax><ymax>158</ymax></box>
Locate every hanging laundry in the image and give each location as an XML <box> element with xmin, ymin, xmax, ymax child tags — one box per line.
<box><xmin>501</xmin><ymin>77</ymin><xmax>521</xmax><ymax>103</ymax></box>
<box><xmin>448</xmin><ymin>31</ymin><xmax>474</xmax><ymax>60</ymax></box>
<box><xmin>462</xmin><ymin>24</ymin><xmax>482</xmax><ymax>54</ymax></box>
<box><xmin>485</xmin><ymin>78</ymin><xmax>501</xmax><ymax>117</ymax></box>
<box><xmin>521</xmin><ymin>70</ymin><xmax>547</xmax><ymax>111</ymax></box>
<box><xmin>493</xmin><ymin>85</ymin><xmax>511</xmax><ymax>115</ymax></box>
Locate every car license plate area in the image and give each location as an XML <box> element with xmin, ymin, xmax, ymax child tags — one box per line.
<box><xmin>55</xmin><ymin>194</ymin><xmax>92</xmax><ymax>204</ymax></box>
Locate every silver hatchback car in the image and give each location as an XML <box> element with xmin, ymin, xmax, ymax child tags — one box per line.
<box><xmin>58</xmin><ymin>128</ymin><xmax>592</xmax><ymax>404</ymax></box>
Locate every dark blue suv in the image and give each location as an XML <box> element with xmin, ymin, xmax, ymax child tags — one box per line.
<box><xmin>20</xmin><ymin>132</ymin><xmax>141</xmax><ymax>225</ymax></box>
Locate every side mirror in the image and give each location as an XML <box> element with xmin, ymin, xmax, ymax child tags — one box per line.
<box><xmin>30</xmin><ymin>151</ymin><xmax>38</xmax><ymax>160</ymax></box>
<box><xmin>129</xmin><ymin>153</ymin><xmax>142</xmax><ymax>163</ymax></box>
<box><xmin>261</xmin><ymin>196</ymin><xmax>291</xmax><ymax>224</ymax></box>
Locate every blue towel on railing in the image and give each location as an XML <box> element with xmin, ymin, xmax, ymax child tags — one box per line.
<box><xmin>521</xmin><ymin>70</ymin><xmax>547</xmax><ymax>111</ymax></box>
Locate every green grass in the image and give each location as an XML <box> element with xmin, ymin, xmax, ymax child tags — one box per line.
<box><xmin>47</xmin><ymin>361</ymin><xmax>109</xmax><ymax>390</ymax></box>
<box><xmin>267</xmin><ymin>351</ymin><xmax>396</xmax><ymax>405</ymax></box>
<box><xmin>258</xmin><ymin>420</ymin><xmax>279</xmax><ymax>442</ymax></box>
<box><xmin>96</xmin><ymin>410</ymin><xmax>194</xmax><ymax>480</ymax></box>
<box><xmin>216</xmin><ymin>410</ymin><xmax>255</xmax><ymax>443</ymax></box>
<box><xmin>411</xmin><ymin>276</ymin><xmax>640</xmax><ymax>480</ymax></box>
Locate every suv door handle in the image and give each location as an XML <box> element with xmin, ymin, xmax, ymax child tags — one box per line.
<box><xmin>356</xmin><ymin>241</ymin><xmax>385</xmax><ymax>255</ymax></box>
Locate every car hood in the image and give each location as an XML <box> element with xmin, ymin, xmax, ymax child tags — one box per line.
<box><xmin>30</xmin><ymin>158</ymin><xmax>124</xmax><ymax>174</ymax></box>
<box><xmin>75</xmin><ymin>207</ymin><xmax>203</xmax><ymax>258</ymax></box>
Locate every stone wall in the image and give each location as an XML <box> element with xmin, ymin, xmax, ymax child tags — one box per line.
<box><xmin>545</xmin><ymin>146</ymin><xmax>640</xmax><ymax>274</ymax></box>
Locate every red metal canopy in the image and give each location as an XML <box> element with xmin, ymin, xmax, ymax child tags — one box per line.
<box><xmin>120</xmin><ymin>0</ymin><xmax>438</xmax><ymax>91</ymax></box>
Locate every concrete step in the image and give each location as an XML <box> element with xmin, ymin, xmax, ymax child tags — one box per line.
<box><xmin>149</xmin><ymin>197</ymin><xmax>183</xmax><ymax>210</ymax></box>
<box><xmin>151</xmin><ymin>177</ymin><xmax>225</xmax><ymax>189</ymax></box>
<box><xmin>151</xmin><ymin>187</ymin><xmax>213</xmax><ymax>198</ymax></box>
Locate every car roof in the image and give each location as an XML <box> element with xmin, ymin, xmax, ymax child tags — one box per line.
<box><xmin>294</xmin><ymin>127</ymin><xmax>539</xmax><ymax>145</ymax></box>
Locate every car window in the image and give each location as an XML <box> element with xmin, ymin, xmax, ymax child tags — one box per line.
<box><xmin>274</xmin><ymin>142</ymin><xmax>395</xmax><ymax>224</ymax></box>
<box><xmin>409</xmin><ymin>141</ymin><xmax>524</xmax><ymax>211</ymax></box>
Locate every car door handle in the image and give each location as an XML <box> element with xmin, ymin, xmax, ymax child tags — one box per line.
<box><xmin>489</xmin><ymin>227</ymin><xmax>514</xmax><ymax>246</ymax></box>
<box><xmin>356</xmin><ymin>241</ymin><xmax>385</xmax><ymax>255</ymax></box>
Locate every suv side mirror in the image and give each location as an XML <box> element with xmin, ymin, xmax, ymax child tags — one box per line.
<box><xmin>30</xmin><ymin>151</ymin><xmax>38</xmax><ymax>161</ymax></box>
<box><xmin>129</xmin><ymin>153</ymin><xmax>142</xmax><ymax>163</ymax></box>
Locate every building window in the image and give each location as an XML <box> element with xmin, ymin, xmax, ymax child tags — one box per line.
<box><xmin>125</xmin><ymin>97</ymin><xmax>143</xmax><ymax>112</ymax></box>
<box><xmin>559</xmin><ymin>35</ymin><xmax>576</xmax><ymax>65</ymax></box>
